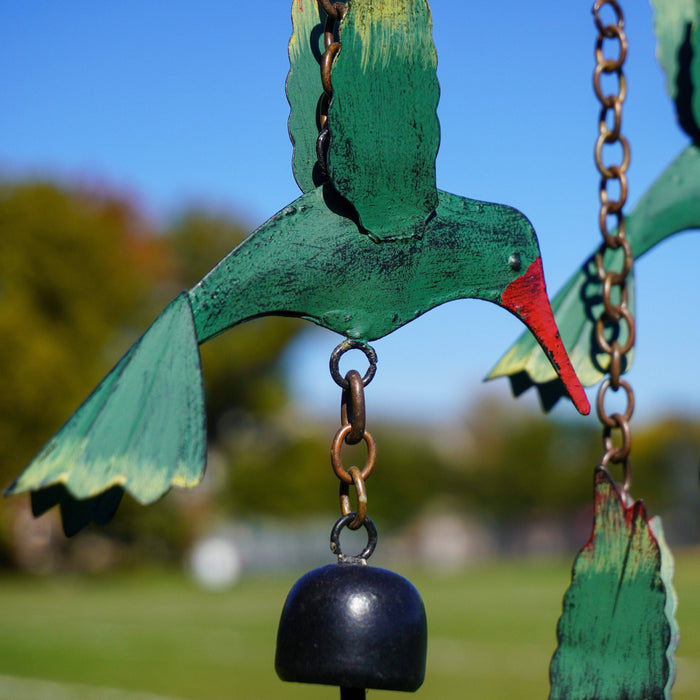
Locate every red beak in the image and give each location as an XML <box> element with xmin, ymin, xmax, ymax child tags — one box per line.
<box><xmin>501</xmin><ymin>258</ymin><xmax>590</xmax><ymax>415</ymax></box>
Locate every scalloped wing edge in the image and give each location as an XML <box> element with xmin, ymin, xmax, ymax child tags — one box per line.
<box><xmin>5</xmin><ymin>292</ymin><xmax>207</xmax><ymax>531</ymax></box>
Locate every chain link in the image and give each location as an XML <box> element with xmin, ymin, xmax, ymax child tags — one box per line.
<box><xmin>329</xmin><ymin>341</ymin><xmax>377</xmax><ymax>530</ymax></box>
<box><xmin>317</xmin><ymin>2</ymin><xmax>346</xmax><ymax>178</ymax></box>
<box><xmin>592</xmin><ymin>0</ymin><xmax>635</xmax><ymax>497</ymax></box>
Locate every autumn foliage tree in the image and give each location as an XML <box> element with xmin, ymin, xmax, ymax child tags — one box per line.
<box><xmin>0</xmin><ymin>181</ymin><xmax>170</xmax><ymax>486</ymax></box>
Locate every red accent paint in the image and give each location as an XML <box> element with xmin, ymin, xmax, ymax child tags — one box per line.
<box><xmin>502</xmin><ymin>258</ymin><xmax>590</xmax><ymax>415</ymax></box>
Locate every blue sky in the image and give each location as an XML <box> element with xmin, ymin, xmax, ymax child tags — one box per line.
<box><xmin>1</xmin><ymin>2</ymin><xmax>697</xmax><ymax>425</ymax></box>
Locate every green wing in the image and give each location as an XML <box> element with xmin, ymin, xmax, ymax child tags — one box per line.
<box><xmin>287</xmin><ymin>0</ymin><xmax>326</xmax><ymax>192</ymax></box>
<box><xmin>327</xmin><ymin>0</ymin><xmax>440</xmax><ymax>240</ymax></box>
<box><xmin>549</xmin><ymin>468</ymin><xmax>675</xmax><ymax>699</ymax></box>
<box><xmin>487</xmin><ymin>145</ymin><xmax>700</xmax><ymax>410</ymax></box>
<box><xmin>5</xmin><ymin>293</ymin><xmax>206</xmax><ymax>534</ymax></box>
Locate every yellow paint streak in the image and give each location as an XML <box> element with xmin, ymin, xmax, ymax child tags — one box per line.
<box><xmin>10</xmin><ymin>434</ymin><xmax>202</xmax><ymax>504</ymax></box>
<box><xmin>289</xmin><ymin>0</ymin><xmax>322</xmax><ymax>62</ymax></box>
<box><xmin>348</xmin><ymin>0</ymin><xmax>436</xmax><ymax>71</ymax></box>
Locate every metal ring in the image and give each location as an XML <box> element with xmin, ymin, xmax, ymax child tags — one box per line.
<box><xmin>331</xmin><ymin>425</ymin><xmax>376</xmax><ymax>483</ymax></box>
<box><xmin>595</xmin><ymin>25</ymin><xmax>627</xmax><ymax>72</ymax></box>
<box><xmin>593</xmin><ymin>0</ymin><xmax>624</xmax><ymax>35</ymax></box>
<box><xmin>321</xmin><ymin>42</ymin><xmax>340</xmax><ymax>96</ymax></box>
<box><xmin>599</xmin><ymin>101</ymin><xmax>622</xmax><ymax>141</ymax></box>
<box><xmin>324</xmin><ymin>14</ymin><xmax>336</xmax><ymax>51</ymax></box>
<box><xmin>599</xmin><ymin>169</ymin><xmax>629</xmax><ymax>214</ymax></box>
<box><xmin>319</xmin><ymin>0</ymin><xmax>346</xmax><ymax>23</ymax></box>
<box><xmin>596</xmin><ymin>378</ymin><xmax>635</xmax><ymax>428</ymax></box>
<box><xmin>601</xmin><ymin>272</ymin><xmax>630</xmax><ymax>320</ymax></box>
<box><xmin>596</xmin><ymin>208</ymin><xmax>626</xmax><ymax>250</ymax></box>
<box><xmin>330</xmin><ymin>513</ymin><xmax>377</xmax><ymax>561</ymax></box>
<box><xmin>593</xmin><ymin>64</ymin><xmax>627</xmax><ymax>106</ymax></box>
<box><xmin>340</xmin><ymin>370</ymin><xmax>366</xmax><ymax>445</ymax></box>
<box><xmin>316</xmin><ymin>127</ymin><xmax>330</xmax><ymax>173</ymax></box>
<box><xmin>329</xmin><ymin>340</ymin><xmax>378</xmax><ymax>388</ymax></box>
<box><xmin>595</xmin><ymin>234</ymin><xmax>632</xmax><ymax>284</ymax></box>
<box><xmin>598</xmin><ymin>461</ymin><xmax>633</xmax><ymax>506</ymax></box>
<box><xmin>595</xmin><ymin>134</ymin><xmax>630</xmax><ymax>180</ymax></box>
<box><xmin>602</xmin><ymin>412</ymin><xmax>632</xmax><ymax>463</ymax></box>
<box><xmin>339</xmin><ymin>466</ymin><xmax>367</xmax><ymax>530</ymax></box>
<box><xmin>595</xmin><ymin>304</ymin><xmax>635</xmax><ymax>355</ymax></box>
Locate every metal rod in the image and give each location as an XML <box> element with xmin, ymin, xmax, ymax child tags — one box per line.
<box><xmin>340</xmin><ymin>688</ymin><xmax>366</xmax><ymax>700</ymax></box>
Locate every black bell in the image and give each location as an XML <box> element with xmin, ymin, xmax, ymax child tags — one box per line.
<box><xmin>275</xmin><ymin>515</ymin><xmax>427</xmax><ymax>692</ymax></box>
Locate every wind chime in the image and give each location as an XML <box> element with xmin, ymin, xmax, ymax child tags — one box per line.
<box><xmin>6</xmin><ymin>0</ymin><xmax>698</xmax><ymax>697</ymax></box>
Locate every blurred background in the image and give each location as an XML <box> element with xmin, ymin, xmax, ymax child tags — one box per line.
<box><xmin>1</xmin><ymin>2</ymin><xmax>699</xmax><ymax>699</ymax></box>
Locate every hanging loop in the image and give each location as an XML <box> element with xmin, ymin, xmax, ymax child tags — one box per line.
<box><xmin>330</xmin><ymin>513</ymin><xmax>377</xmax><ymax>561</ymax></box>
<box><xmin>330</xmin><ymin>340</ymin><xmax>378</xmax><ymax>388</ymax></box>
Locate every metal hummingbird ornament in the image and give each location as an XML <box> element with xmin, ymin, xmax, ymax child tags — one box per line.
<box><xmin>545</xmin><ymin>2</ymin><xmax>682</xmax><ymax>697</ymax></box>
<box><xmin>4</xmin><ymin>0</ymin><xmax>590</xmax><ymax>536</ymax></box>
<box><xmin>488</xmin><ymin>0</ymin><xmax>700</xmax><ymax>410</ymax></box>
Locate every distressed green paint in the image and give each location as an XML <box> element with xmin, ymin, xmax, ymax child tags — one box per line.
<box><xmin>549</xmin><ymin>468</ymin><xmax>674</xmax><ymax>700</ymax></box>
<box><xmin>488</xmin><ymin>144</ymin><xmax>700</xmax><ymax>410</ymax></box>
<box><xmin>327</xmin><ymin>0</ymin><xmax>439</xmax><ymax>240</ymax></box>
<box><xmin>287</xmin><ymin>0</ymin><xmax>326</xmax><ymax>192</ymax></box>
<box><xmin>5</xmin><ymin>293</ymin><xmax>206</xmax><ymax>531</ymax></box>
<box><xmin>651</xmin><ymin>0</ymin><xmax>700</xmax><ymax>143</ymax></box>
<box><xmin>190</xmin><ymin>187</ymin><xmax>589</xmax><ymax>412</ymax></box>
<box><xmin>190</xmin><ymin>187</ymin><xmax>538</xmax><ymax>343</ymax></box>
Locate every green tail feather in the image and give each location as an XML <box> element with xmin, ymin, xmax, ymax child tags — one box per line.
<box><xmin>5</xmin><ymin>292</ymin><xmax>206</xmax><ymax>532</ymax></box>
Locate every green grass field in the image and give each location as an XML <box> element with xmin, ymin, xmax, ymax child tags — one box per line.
<box><xmin>1</xmin><ymin>552</ymin><xmax>699</xmax><ymax>699</ymax></box>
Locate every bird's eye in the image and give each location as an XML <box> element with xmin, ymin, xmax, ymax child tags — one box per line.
<box><xmin>508</xmin><ymin>253</ymin><xmax>522</xmax><ymax>272</ymax></box>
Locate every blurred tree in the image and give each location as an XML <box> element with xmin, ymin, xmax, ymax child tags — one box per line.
<box><xmin>165</xmin><ymin>209</ymin><xmax>305</xmax><ymax>439</ymax></box>
<box><xmin>0</xmin><ymin>180</ymin><xmax>170</xmax><ymax>487</ymax></box>
<box><xmin>0</xmin><ymin>183</ymin><xmax>308</xmax><ymax>569</ymax></box>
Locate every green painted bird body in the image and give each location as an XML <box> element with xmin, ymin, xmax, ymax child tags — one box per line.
<box><xmin>6</xmin><ymin>0</ymin><xmax>589</xmax><ymax>534</ymax></box>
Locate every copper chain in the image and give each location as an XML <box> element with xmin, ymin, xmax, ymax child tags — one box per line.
<box><xmin>592</xmin><ymin>0</ymin><xmax>634</xmax><ymax>500</ymax></box>
<box><xmin>329</xmin><ymin>341</ymin><xmax>377</xmax><ymax>530</ymax></box>
<box><xmin>316</xmin><ymin>1</ymin><xmax>346</xmax><ymax>178</ymax></box>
